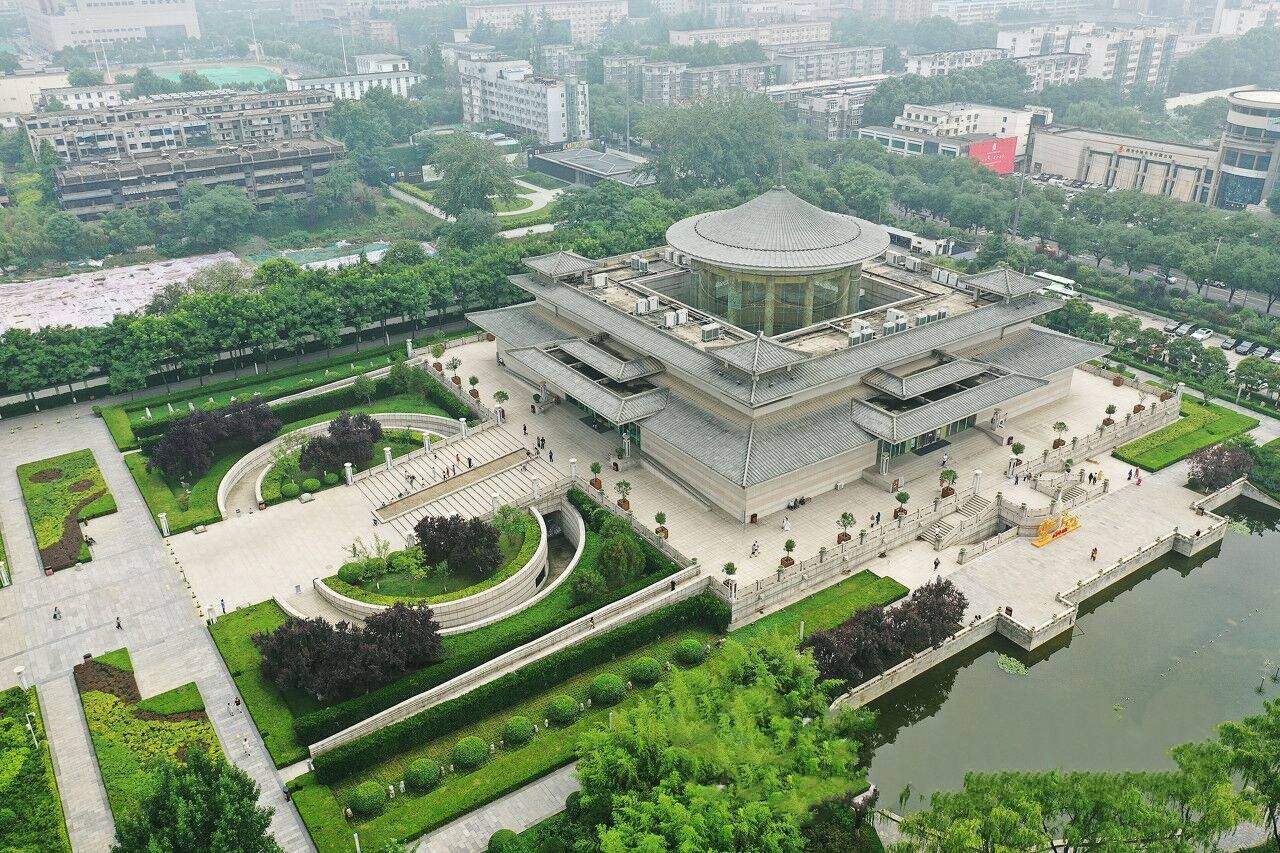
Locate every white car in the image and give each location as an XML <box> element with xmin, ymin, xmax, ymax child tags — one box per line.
<box><xmin>1190</xmin><ymin>328</ymin><xmax>1214</xmax><ymax>342</ymax></box>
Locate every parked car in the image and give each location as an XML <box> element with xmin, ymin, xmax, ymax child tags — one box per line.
<box><xmin>1176</xmin><ymin>323</ymin><xmax>1194</xmax><ymax>336</ymax></box>
<box><xmin>1236</xmin><ymin>340</ymin><xmax>1256</xmax><ymax>355</ymax></box>
<box><xmin>1221</xmin><ymin>337</ymin><xmax>1237</xmax><ymax>350</ymax></box>
<box><xmin>1163</xmin><ymin>319</ymin><xmax>1183</xmax><ymax>333</ymax></box>
<box><xmin>1254</xmin><ymin>347</ymin><xmax>1271</xmax><ymax>360</ymax></box>
<box><xmin>1190</xmin><ymin>328</ymin><xmax>1214</xmax><ymax>342</ymax></box>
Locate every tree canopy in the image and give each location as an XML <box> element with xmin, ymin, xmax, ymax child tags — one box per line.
<box><xmin>429</xmin><ymin>133</ymin><xmax>517</xmax><ymax>216</ymax></box>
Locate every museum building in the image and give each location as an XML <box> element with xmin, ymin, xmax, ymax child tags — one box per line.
<box><xmin>469</xmin><ymin>187</ymin><xmax>1109</xmax><ymax>521</ymax></box>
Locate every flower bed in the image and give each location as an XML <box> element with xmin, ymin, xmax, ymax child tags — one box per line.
<box><xmin>17</xmin><ymin>449</ymin><xmax>117</xmax><ymax>571</ymax></box>
<box><xmin>1113</xmin><ymin>398</ymin><xmax>1258</xmax><ymax>472</ymax></box>
<box><xmin>321</xmin><ymin>510</ymin><xmax>540</xmax><ymax>605</ymax></box>
<box><xmin>73</xmin><ymin>648</ymin><xmax>222</xmax><ymax>822</ymax></box>
<box><xmin>0</xmin><ymin>687</ymin><xmax>71</xmax><ymax>852</ymax></box>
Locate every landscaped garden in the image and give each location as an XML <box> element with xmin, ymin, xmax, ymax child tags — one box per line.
<box><xmin>17</xmin><ymin>449</ymin><xmax>117</xmax><ymax>571</ymax></box>
<box><xmin>0</xmin><ymin>687</ymin><xmax>71</xmax><ymax>852</ymax></box>
<box><xmin>1113</xmin><ymin>398</ymin><xmax>1258</xmax><ymax>472</ymax></box>
<box><xmin>72</xmin><ymin>648</ymin><xmax>222</xmax><ymax>823</ymax></box>
<box><xmin>260</xmin><ymin>416</ymin><xmax>425</xmax><ymax>506</ymax></box>
<box><xmin>321</xmin><ymin>507</ymin><xmax>541</xmax><ymax>604</ymax></box>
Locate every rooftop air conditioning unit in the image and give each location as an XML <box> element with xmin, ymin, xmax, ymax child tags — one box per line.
<box><xmin>701</xmin><ymin>322</ymin><xmax>722</xmax><ymax>341</ymax></box>
<box><xmin>675</xmin><ymin>307</ymin><xmax>688</xmax><ymax>325</ymax></box>
<box><xmin>646</xmin><ymin>295</ymin><xmax>660</xmax><ymax>313</ymax></box>
<box><xmin>592</xmin><ymin>272</ymin><xmax>608</xmax><ymax>289</ymax></box>
<box><xmin>630</xmin><ymin>254</ymin><xmax>642</xmax><ymax>270</ymax></box>
<box><xmin>663</xmin><ymin>310</ymin><xmax>678</xmax><ymax>328</ymax></box>
<box><xmin>937</xmin><ymin>307</ymin><xmax>949</xmax><ymax>319</ymax></box>
<box><xmin>915</xmin><ymin>314</ymin><xmax>928</xmax><ymax>327</ymax></box>
<box><xmin>905</xmin><ymin>257</ymin><xmax>920</xmax><ymax>271</ymax></box>
<box><xmin>637</xmin><ymin>258</ymin><xmax>649</xmax><ymax>273</ymax></box>
<box><xmin>634</xmin><ymin>297</ymin><xmax>650</xmax><ymax>315</ymax></box>
<box><xmin>882</xmin><ymin>321</ymin><xmax>896</xmax><ymax>336</ymax></box>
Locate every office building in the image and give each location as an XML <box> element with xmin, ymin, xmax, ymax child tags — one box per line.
<box><xmin>286</xmin><ymin>54</ymin><xmax>422</xmax><ymax>100</ymax></box>
<box><xmin>1014</xmin><ymin>52</ymin><xmax>1085</xmax><ymax>90</ymax></box>
<box><xmin>893</xmin><ymin>102</ymin><xmax>1041</xmax><ymax>157</ymax></box>
<box><xmin>463</xmin><ymin>0</ymin><xmax>627</xmax><ymax>43</ymax></box>
<box><xmin>54</xmin><ymin>138</ymin><xmax>346</xmax><ymax>220</ymax></box>
<box><xmin>669</xmin><ymin>20</ymin><xmax>834</xmax><ymax>47</ymax></box>
<box><xmin>459</xmin><ymin>58</ymin><xmax>589</xmax><ymax>144</ymax></box>
<box><xmin>932</xmin><ymin>0</ymin><xmax>1095</xmax><ymax>25</ymax></box>
<box><xmin>529</xmin><ymin>146</ymin><xmax>654</xmax><ymax>187</ymax></box>
<box><xmin>469</xmin><ymin>187</ymin><xmax>1108</xmax><ymax>519</ymax></box>
<box><xmin>768</xmin><ymin>43</ymin><xmax>884</xmax><ymax>83</ymax></box>
<box><xmin>23</xmin><ymin>0</ymin><xmax>201</xmax><ymax>53</ymax></box>
<box><xmin>36</xmin><ymin>82</ymin><xmax>132</xmax><ymax>111</ymax></box>
<box><xmin>860</xmin><ymin>125</ymin><xmax>1019</xmax><ymax>173</ymax></box>
<box><xmin>1027</xmin><ymin>125</ymin><xmax>1218</xmax><ymax>204</ymax></box>
<box><xmin>1212</xmin><ymin>89</ymin><xmax>1280</xmax><ymax>210</ymax></box>
<box><xmin>641</xmin><ymin>60</ymin><xmax>775</xmax><ymax>105</ymax></box>
<box><xmin>24</xmin><ymin>89</ymin><xmax>335</xmax><ymax>162</ymax></box>
<box><xmin>905</xmin><ymin>48</ymin><xmax>1010</xmax><ymax>77</ymax></box>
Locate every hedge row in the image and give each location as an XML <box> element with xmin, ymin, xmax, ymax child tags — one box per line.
<box><xmin>310</xmin><ymin>593</ymin><xmax>730</xmax><ymax>784</ymax></box>
<box><xmin>567</xmin><ymin>488</ymin><xmax>672</xmax><ymax>577</ymax></box>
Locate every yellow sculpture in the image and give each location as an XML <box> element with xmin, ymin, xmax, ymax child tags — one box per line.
<box><xmin>1033</xmin><ymin>511</ymin><xmax>1080</xmax><ymax>547</ymax></box>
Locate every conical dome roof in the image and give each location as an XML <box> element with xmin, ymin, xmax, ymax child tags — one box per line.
<box><xmin>665</xmin><ymin>186</ymin><xmax>889</xmax><ymax>274</ymax></box>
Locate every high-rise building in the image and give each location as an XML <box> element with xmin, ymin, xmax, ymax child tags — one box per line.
<box><xmin>459</xmin><ymin>58</ymin><xmax>589</xmax><ymax>144</ymax></box>
<box><xmin>1000</xmin><ymin>23</ymin><xmax>1176</xmax><ymax>90</ymax></box>
<box><xmin>768</xmin><ymin>43</ymin><xmax>884</xmax><ymax>83</ymax></box>
<box><xmin>668</xmin><ymin>20</ymin><xmax>834</xmax><ymax>47</ymax></box>
<box><xmin>1013</xmin><ymin>53</ymin><xmax>1086</xmax><ymax>91</ymax></box>
<box><xmin>1212</xmin><ymin>89</ymin><xmax>1280</xmax><ymax>210</ymax></box>
<box><xmin>1212</xmin><ymin>0</ymin><xmax>1280</xmax><ymax>36</ymax></box>
<box><xmin>463</xmin><ymin>0</ymin><xmax>627</xmax><ymax>44</ymax></box>
<box><xmin>931</xmin><ymin>0</ymin><xmax>1094</xmax><ymax>25</ymax></box>
<box><xmin>22</xmin><ymin>0</ymin><xmax>201</xmax><ymax>53</ymax></box>
<box><xmin>905</xmin><ymin>48</ymin><xmax>1010</xmax><ymax>77</ymax></box>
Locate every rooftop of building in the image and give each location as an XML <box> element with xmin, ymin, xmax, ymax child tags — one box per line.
<box><xmin>1030</xmin><ymin>123</ymin><xmax>1218</xmax><ymax>153</ymax></box>
<box><xmin>531</xmin><ymin>147</ymin><xmax>654</xmax><ymax>187</ymax></box>
<box><xmin>1231</xmin><ymin>88</ymin><xmax>1280</xmax><ymax>107</ymax></box>
<box><xmin>859</xmin><ymin>125</ymin><xmax>998</xmax><ymax>145</ymax></box>
<box><xmin>55</xmin><ymin>137</ymin><xmax>345</xmax><ymax>181</ymax></box>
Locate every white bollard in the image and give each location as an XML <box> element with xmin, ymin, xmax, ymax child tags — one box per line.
<box><xmin>14</xmin><ymin>666</ymin><xmax>26</xmax><ymax>690</ymax></box>
<box><xmin>569</xmin><ymin>458</ymin><xmax>577</xmax><ymax>478</ymax></box>
<box><xmin>458</xmin><ymin>417</ymin><xmax>468</xmax><ymax>439</ymax></box>
<box><xmin>384</xmin><ymin>446</ymin><xmax>393</xmax><ymax>472</ymax></box>
<box><xmin>344</xmin><ymin>462</ymin><xmax>354</xmax><ymax>486</ymax></box>
<box><xmin>531</xmin><ymin>475</ymin><xmax>542</xmax><ymax>500</ymax></box>
<box><xmin>158</xmin><ymin>512</ymin><xmax>170</xmax><ymax>537</ymax></box>
<box><xmin>491</xmin><ymin>492</ymin><xmax>501</xmax><ymax>513</ymax></box>
<box><xmin>971</xmin><ymin>469</ymin><xmax>981</xmax><ymax>495</ymax></box>
<box><xmin>405</xmin><ymin>339</ymin><xmax>413</xmax><ymax>359</ymax></box>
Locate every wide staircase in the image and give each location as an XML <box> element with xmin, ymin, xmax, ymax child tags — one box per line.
<box><xmin>927</xmin><ymin>494</ymin><xmax>994</xmax><ymax>548</ymax></box>
<box><xmin>357</xmin><ymin>427</ymin><xmax>527</xmax><ymax>515</ymax></box>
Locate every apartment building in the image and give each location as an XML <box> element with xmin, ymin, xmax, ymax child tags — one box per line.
<box><xmin>36</xmin><ymin>82</ymin><xmax>132</xmax><ymax>111</ymax></box>
<box><xmin>768</xmin><ymin>43</ymin><xmax>884</xmax><ymax>83</ymax></box>
<box><xmin>904</xmin><ymin>48</ymin><xmax>1009</xmax><ymax>77</ymax></box>
<box><xmin>893</xmin><ymin>102</ymin><xmax>1042</xmax><ymax>156</ymax></box>
<box><xmin>540</xmin><ymin>44</ymin><xmax>589</xmax><ymax>78</ymax></box>
<box><xmin>998</xmin><ymin>23</ymin><xmax>1177</xmax><ymax>89</ymax></box>
<box><xmin>640</xmin><ymin>60</ymin><xmax>776</xmax><ymax>105</ymax></box>
<box><xmin>22</xmin><ymin>0</ymin><xmax>200</xmax><ymax>53</ymax></box>
<box><xmin>931</xmin><ymin>0</ymin><xmax>1094</xmax><ymax>25</ymax></box>
<box><xmin>668</xmin><ymin>20</ymin><xmax>834</xmax><ymax>47</ymax></box>
<box><xmin>463</xmin><ymin>0</ymin><xmax>627</xmax><ymax>43</ymax></box>
<box><xmin>286</xmin><ymin>54</ymin><xmax>422</xmax><ymax>100</ymax></box>
<box><xmin>459</xmin><ymin>58</ymin><xmax>588</xmax><ymax>144</ymax></box>
<box><xmin>797</xmin><ymin>90</ymin><xmax>870</xmax><ymax>139</ymax></box>
<box><xmin>54</xmin><ymin>138</ymin><xmax>347</xmax><ymax>220</ymax></box>
<box><xmin>440</xmin><ymin>42</ymin><xmax>497</xmax><ymax>68</ymax></box>
<box><xmin>860</xmin><ymin>0</ymin><xmax>934</xmax><ymax>22</ymax></box>
<box><xmin>1212</xmin><ymin>0</ymin><xmax>1280</xmax><ymax>35</ymax></box>
<box><xmin>24</xmin><ymin>89</ymin><xmax>335</xmax><ymax>162</ymax></box>
<box><xmin>765</xmin><ymin>73</ymin><xmax>893</xmax><ymax>113</ymax></box>
<box><xmin>342</xmin><ymin>17</ymin><xmax>400</xmax><ymax>49</ymax></box>
<box><xmin>602</xmin><ymin>54</ymin><xmax>646</xmax><ymax>93</ymax></box>
<box><xmin>1013</xmin><ymin>53</ymin><xmax>1085</xmax><ymax>90</ymax></box>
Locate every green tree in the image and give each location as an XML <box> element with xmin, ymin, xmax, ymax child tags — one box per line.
<box><xmin>111</xmin><ymin>750</ymin><xmax>281</xmax><ymax>853</ymax></box>
<box><xmin>430</xmin><ymin>134</ymin><xmax>516</xmax><ymax>216</ymax></box>
<box><xmin>67</xmin><ymin>67</ymin><xmax>104</xmax><ymax>87</ymax></box>
<box><xmin>180</xmin><ymin>185</ymin><xmax>256</xmax><ymax>250</ymax></box>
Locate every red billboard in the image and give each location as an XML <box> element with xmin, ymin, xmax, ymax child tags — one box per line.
<box><xmin>967</xmin><ymin>135</ymin><xmax>1017</xmax><ymax>174</ymax></box>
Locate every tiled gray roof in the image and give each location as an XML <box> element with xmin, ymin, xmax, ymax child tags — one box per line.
<box><xmin>466</xmin><ymin>303</ymin><xmax>567</xmax><ymax>349</ymax></box>
<box><xmin>850</xmin><ymin>374</ymin><xmax>1047</xmax><ymax>441</ymax></box>
<box><xmin>973</xmin><ymin>327</ymin><xmax>1111</xmax><ymax>378</ymax></box>
<box><xmin>504</xmin><ymin>346</ymin><xmax>668</xmax><ymax>425</ymax></box>
<box><xmin>665</xmin><ymin>186</ymin><xmax>890</xmax><ymax>274</ymax></box>
<box><xmin>556</xmin><ymin>339</ymin><xmax>663</xmax><ymax>381</ymax></box>
<box><xmin>709</xmin><ymin>333</ymin><xmax>808</xmax><ymax>375</ymax></box>
<box><xmin>964</xmin><ymin>267</ymin><xmax>1045</xmax><ymax>300</ymax></box>
<box><xmin>863</xmin><ymin>359</ymin><xmax>989</xmax><ymax>399</ymax></box>
<box><xmin>524</xmin><ymin>251</ymin><xmax>598</xmax><ymax>279</ymax></box>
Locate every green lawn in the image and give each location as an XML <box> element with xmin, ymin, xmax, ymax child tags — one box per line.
<box><xmin>322</xmin><ymin>510</ymin><xmax>540</xmax><ymax>605</ymax></box>
<box><xmin>493</xmin><ymin>194</ymin><xmax>535</xmax><ymax>213</ymax></box>
<box><xmin>277</xmin><ymin>395</ymin><xmax>449</xmax><ymax>432</ymax></box>
<box><xmin>516</xmin><ymin>171</ymin><xmax>570</xmax><ymax>190</ymax></box>
<box><xmin>290</xmin><ymin>571</ymin><xmax>904</xmax><ymax>852</ymax></box>
<box><xmin>1113</xmin><ymin>398</ymin><xmax>1259</xmax><ymax>471</ymax></box>
<box><xmin>0</xmin><ymin>687</ymin><xmax>71</xmax><ymax>853</ymax></box>
<box><xmin>124</xmin><ymin>450</ymin><xmax>235</xmax><ymax>535</ymax></box>
<box><xmin>209</xmin><ymin>601</ymin><xmax>306</xmax><ymax>767</ymax></box>
<box><xmin>496</xmin><ymin>202</ymin><xmax>560</xmax><ymax>231</ymax></box>
<box><xmin>260</xmin><ymin>429</ymin><xmax>424</xmax><ymax>505</ymax></box>
<box><xmin>17</xmin><ymin>449</ymin><xmax>117</xmax><ymax>571</ymax></box>
<box><xmin>75</xmin><ymin>649</ymin><xmax>222</xmax><ymax>823</ymax></box>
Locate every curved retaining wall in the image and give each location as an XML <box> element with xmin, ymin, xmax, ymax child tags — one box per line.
<box><xmin>316</xmin><ymin>505</ymin><xmax>550</xmax><ymax>631</ymax></box>
<box><xmin>214</xmin><ymin>413</ymin><xmax>464</xmax><ymax>517</ymax></box>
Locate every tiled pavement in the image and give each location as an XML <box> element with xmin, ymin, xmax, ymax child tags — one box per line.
<box><xmin>0</xmin><ymin>403</ymin><xmax>313</xmax><ymax>852</ymax></box>
<box><xmin>415</xmin><ymin>763</ymin><xmax>580</xmax><ymax>852</ymax></box>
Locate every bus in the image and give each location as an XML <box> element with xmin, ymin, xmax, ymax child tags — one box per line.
<box><xmin>1032</xmin><ymin>271</ymin><xmax>1079</xmax><ymax>299</ymax></box>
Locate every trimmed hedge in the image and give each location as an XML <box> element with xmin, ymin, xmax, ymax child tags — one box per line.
<box><xmin>503</xmin><ymin>716</ymin><xmax>534</xmax><ymax>746</ymax></box>
<box><xmin>588</xmin><ymin>673</ymin><xmax>625</xmax><ymax>707</ymax></box>
<box><xmin>451</xmin><ymin>736</ymin><xmax>489</xmax><ymax>770</ymax></box>
<box><xmin>349</xmin><ymin>781</ymin><xmax>386</xmax><ymax>816</ymax></box>
<box><xmin>405</xmin><ymin>758</ymin><xmax>441</xmax><ymax>792</ymax></box>
<box><xmin>17</xmin><ymin>449</ymin><xmax>117</xmax><ymax>571</ymax></box>
<box><xmin>674</xmin><ymin>637</ymin><xmax>707</xmax><ymax>666</ymax></box>
<box><xmin>545</xmin><ymin>695</ymin><xmax>580</xmax><ymax>726</ymax></box>
<box><xmin>293</xmin><ymin>529</ymin><xmax>675</xmax><ymax>744</ymax></box>
<box><xmin>310</xmin><ymin>593</ymin><xmax>730</xmax><ymax>784</ymax></box>
<box><xmin>567</xmin><ymin>488</ymin><xmax>673</xmax><ymax>578</ymax></box>
<box><xmin>628</xmin><ymin>656</ymin><xmax>661</xmax><ymax>685</ymax></box>
<box><xmin>1114</xmin><ymin>398</ymin><xmax>1258</xmax><ymax>472</ymax></box>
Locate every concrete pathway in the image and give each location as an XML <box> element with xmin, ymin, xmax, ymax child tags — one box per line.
<box><xmin>387</xmin><ymin>185</ymin><xmax>451</xmax><ymax>222</ymax></box>
<box><xmin>497</xmin><ymin>178</ymin><xmax>562</xmax><ymax>219</ymax></box>
<box><xmin>0</xmin><ymin>403</ymin><xmax>313</xmax><ymax>852</ymax></box>
<box><xmin>415</xmin><ymin>762</ymin><xmax>579</xmax><ymax>852</ymax></box>
<box><xmin>499</xmin><ymin>222</ymin><xmax>556</xmax><ymax>240</ymax></box>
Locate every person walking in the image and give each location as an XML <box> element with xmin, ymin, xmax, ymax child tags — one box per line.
<box><xmin>243</xmin><ymin>736</ymin><xmax>251</xmax><ymax>756</ymax></box>
<box><xmin>1127</xmin><ymin>468</ymin><xmax>1134</xmax><ymax>481</ymax></box>
<box><xmin>941</xmin><ymin>452</ymin><xmax>949</xmax><ymax>468</ymax></box>
<box><xmin>1090</xmin><ymin>546</ymin><xmax>1098</xmax><ymax>562</ymax></box>
<box><xmin>234</xmin><ymin>696</ymin><xmax>242</xmax><ymax>714</ymax></box>
<box><xmin>52</xmin><ymin>606</ymin><xmax>60</xmax><ymax>621</ymax></box>
<box><xmin>115</xmin><ymin>616</ymin><xmax>122</xmax><ymax>630</ymax></box>
<box><xmin>933</xmin><ymin>557</ymin><xmax>941</xmax><ymax>572</ymax></box>
<box><xmin>875</xmin><ymin>511</ymin><xmax>881</xmax><ymax>526</ymax></box>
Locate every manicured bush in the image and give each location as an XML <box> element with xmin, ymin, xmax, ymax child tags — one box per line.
<box><xmin>322</xmin><ymin>471</ymin><xmax>340</xmax><ymax>486</ymax></box>
<box><xmin>629</xmin><ymin>656</ymin><xmax>662</xmax><ymax>686</ymax></box>
<box><xmin>404</xmin><ymin>758</ymin><xmax>441</xmax><ymax>792</ymax></box>
<box><xmin>0</xmin><ymin>687</ymin><xmax>70</xmax><ymax>852</ymax></box>
<box><xmin>336</xmin><ymin>562</ymin><xmax>362</xmax><ymax>585</ymax></box>
<box><xmin>280</xmin><ymin>482</ymin><xmax>301</xmax><ymax>499</ymax></box>
<box><xmin>503</xmin><ymin>715</ymin><xmax>535</xmax><ymax>746</ymax></box>
<box><xmin>451</xmin><ymin>735</ymin><xmax>489</xmax><ymax>770</ymax></box>
<box><xmin>674</xmin><ymin>638</ymin><xmax>707</xmax><ymax>666</ymax></box>
<box><xmin>545</xmin><ymin>695</ymin><xmax>580</xmax><ymax>726</ymax></box>
<box><xmin>309</xmin><ymin>593</ymin><xmax>729</xmax><ymax>783</ymax></box>
<box><xmin>349</xmin><ymin>781</ymin><xmax>386</xmax><ymax>816</ymax></box>
<box><xmin>589</xmin><ymin>673</ymin><xmax>625</xmax><ymax>707</ymax></box>
<box><xmin>301</xmin><ymin>477</ymin><xmax>322</xmax><ymax>493</ymax></box>
<box><xmin>488</xmin><ymin>829</ymin><xmax>519</xmax><ymax>852</ymax></box>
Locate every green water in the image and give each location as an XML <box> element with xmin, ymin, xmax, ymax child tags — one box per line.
<box><xmin>868</xmin><ymin>497</ymin><xmax>1280</xmax><ymax>810</ymax></box>
<box><xmin>158</xmin><ymin>65</ymin><xmax>281</xmax><ymax>86</ymax></box>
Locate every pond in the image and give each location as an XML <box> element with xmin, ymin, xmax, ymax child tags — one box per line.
<box><xmin>868</xmin><ymin>497</ymin><xmax>1280</xmax><ymax>810</ymax></box>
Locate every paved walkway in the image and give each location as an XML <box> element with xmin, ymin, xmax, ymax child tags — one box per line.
<box><xmin>415</xmin><ymin>762</ymin><xmax>579</xmax><ymax>852</ymax></box>
<box><xmin>0</xmin><ymin>403</ymin><xmax>313</xmax><ymax>852</ymax></box>
<box><xmin>496</xmin><ymin>178</ymin><xmax>562</xmax><ymax>219</ymax></box>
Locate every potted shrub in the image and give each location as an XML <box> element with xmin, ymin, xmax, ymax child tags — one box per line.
<box><xmin>1051</xmin><ymin>421</ymin><xmax>1069</xmax><ymax>449</ymax></box>
<box><xmin>780</xmin><ymin>538</ymin><xmax>796</xmax><ymax>568</ymax></box>
<box><xmin>939</xmin><ymin>468</ymin><xmax>958</xmax><ymax>497</ymax></box>
<box><xmin>492</xmin><ymin>389</ymin><xmax>508</xmax><ymax>413</ymax></box>
<box><xmin>1159</xmin><ymin>389</ymin><xmax>1174</xmax><ymax>401</ymax></box>
<box><xmin>615</xmin><ymin>480</ymin><xmax>632</xmax><ymax>512</ymax></box>
<box><xmin>446</xmin><ymin>356</ymin><xmax>462</xmax><ymax>385</ymax></box>
<box><xmin>589</xmin><ymin>462</ymin><xmax>603</xmax><ymax>491</ymax></box>
<box><xmin>1102</xmin><ymin>404</ymin><xmax>1117</xmax><ymax>427</ymax></box>
<box><xmin>431</xmin><ymin>343</ymin><xmax>446</xmax><ymax>373</ymax></box>
<box><xmin>654</xmin><ymin>511</ymin><xmax>668</xmax><ymax>539</ymax></box>
<box><xmin>468</xmin><ymin>375</ymin><xmax>480</xmax><ymax>399</ymax></box>
<box><xmin>894</xmin><ymin>491</ymin><xmax>910</xmax><ymax>518</ymax></box>
<box><xmin>723</xmin><ymin>561</ymin><xmax>736</xmax><ymax>576</ymax></box>
<box><xmin>836</xmin><ymin>511</ymin><xmax>854</xmax><ymax>544</ymax></box>
<box><xmin>1112</xmin><ymin>374</ymin><xmax>1125</xmax><ymax>387</ymax></box>
<box><xmin>485</xmin><ymin>332</ymin><xmax>496</xmax><ymax>342</ymax></box>
<box><xmin>1011</xmin><ymin>441</ymin><xmax>1025</xmax><ymax>467</ymax></box>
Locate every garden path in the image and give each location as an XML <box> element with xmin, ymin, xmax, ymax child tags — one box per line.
<box><xmin>414</xmin><ymin>762</ymin><xmax>580</xmax><ymax>852</ymax></box>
